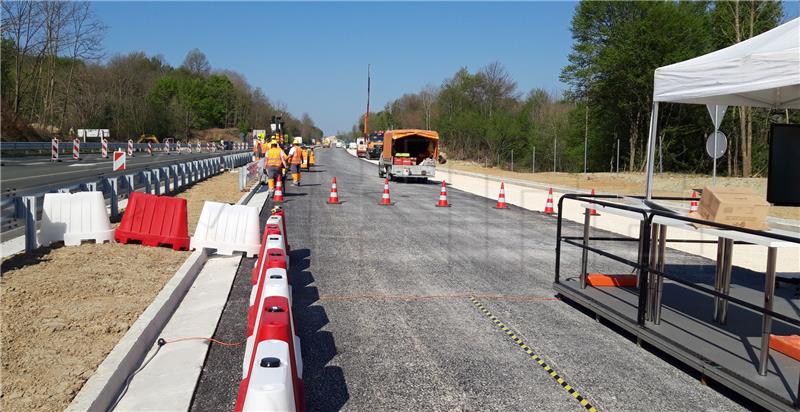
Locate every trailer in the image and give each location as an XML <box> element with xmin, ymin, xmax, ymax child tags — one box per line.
<box><xmin>377</xmin><ymin>129</ymin><xmax>442</xmax><ymax>182</ymax></box>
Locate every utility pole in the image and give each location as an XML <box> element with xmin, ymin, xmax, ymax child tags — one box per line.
<box><xmin>364</xmin><ymin>64</ymin><xmax>371</xmax><ymax>140</ymax></box>
<box><xmin>553</xmin><ymin>136</ymin><xmax>557</xmax><ymax>173</ymax></box>
<box><xmin>532</xmin><ymin>146</ymin><xmax>535</xmax><ymax>173</ymax></box>
<box><xmin>584</xmin><ymin>100</ymin><xmax>588</xmax><ymax>174</ymax></box>
<box><xmin>615</xmin><ymin>134</ymin><xmax>620</xmax><ymax>173</ymax></box>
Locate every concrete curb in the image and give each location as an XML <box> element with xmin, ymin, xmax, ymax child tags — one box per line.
<box><xmin>67</xmin><ymin>179</ymin><xmax>264</xmax><ymax>412</ymax></box>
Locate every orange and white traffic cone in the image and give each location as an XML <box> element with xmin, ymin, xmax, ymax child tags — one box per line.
<box><xmin>494</xmin><ymin>182</ymin><xmax>508</xmax><ymax>209</ymax></box>
<box><xmin>327</xmin><ymin>177</ymin><xmax>340</xmax><ymax>204</ymax></box>
<box><xmin>273</xmin><ymin>176</ymin><xmax>284</xmax><ymax>203</ymax></box>
<box><xmin>379</xmin><ymin>178</ymin><xmax>393</xmax><ymax>205</ymax></box>
<box><xmin>588</xmin><ymin>188</ymin><xmax>600</xmax><ymax>216</ymax></box>
<box><xmin>436</xmin><ymin>180</ymin><xmax>450</xmax><ymax>207</ymax></box>
<box><xmin>544</xmin><ymin>188</ymin><xmax>556</xmax><ymax>214</ymax></box>
<box><xmin>689</xmin><ymin>191</ymin><xmax>698</xmax><ymax>213</ymax></box>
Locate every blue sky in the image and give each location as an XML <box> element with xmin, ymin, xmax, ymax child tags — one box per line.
<box><xmin>93</xmin><ymin>1</ymin><xmax>577</xmax><ymax>134</ymax></box>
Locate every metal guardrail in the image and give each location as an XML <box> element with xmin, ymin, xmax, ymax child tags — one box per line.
<box><xmin>1</xmin><ymin>152</ymin><xmax>253</xmax><ymax>252</ymax></box>
<box><xmin>0</xmin><ymin>141</ymin><xmax>251</xmax><ymax>152</ymax></box>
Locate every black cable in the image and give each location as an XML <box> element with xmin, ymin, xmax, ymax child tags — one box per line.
<box><xmin>107</xmin><ymin>338</ymin><xmax>166</xmax><ymax>412</ymax></box>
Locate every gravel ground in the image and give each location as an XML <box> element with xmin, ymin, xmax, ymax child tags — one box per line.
<box><xmin>192</xmin><ymin>149</ymin><xmax>748</xmax><ymax>411</ymax></box>
<box><xmin>0</xmin><ymin>171</ymin><xmax>243</xmax><ymax>412</ymax></box>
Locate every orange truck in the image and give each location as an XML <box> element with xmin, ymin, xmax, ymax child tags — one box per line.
<box><xmin>377</xmin><ymin>129</ymin><xmax>442</xmax><ymax>182</ymax></box>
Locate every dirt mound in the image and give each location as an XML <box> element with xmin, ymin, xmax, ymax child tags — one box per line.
<box><xmin>1</xmin><ymin>109</ymin><xmax>43</xmax><ymax>142</ymax></box>
<box><xmin>189</xmin><ymin>127</ymin><xmax>243</xmax><ymax>143</ymax></box>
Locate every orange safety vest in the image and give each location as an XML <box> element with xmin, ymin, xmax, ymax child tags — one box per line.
<box><xmin>289</xmin><ymin>147</ymin><xmax>303</xmax><ymax>165</ymax></box>
<box><xmin>266</xmin><ymin>147</ymin><xmax>284</xmax><ymax>167</ymax></box>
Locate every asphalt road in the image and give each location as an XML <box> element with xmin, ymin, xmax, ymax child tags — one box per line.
<box><xmin>192</xmin><ymin>148</ymin><xmax>749</xmax><ymax>411</ymax></box>
<box><xmin>0</xmin><ymin>151</ymin><xmax>236</xmax><ymax>194</ymax></box>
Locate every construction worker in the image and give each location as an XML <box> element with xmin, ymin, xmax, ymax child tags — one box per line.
<box><xmin>287</xmin><ymin>141</ymin><xmax>303</xmax><ymax>186</ymax></box>
<box><xmin>308</xmin><ymin>147</ymin><xmax>316</xmax><ymax>168</ymax></box>
<box><xmin>301</xmin><ymin>146</ymin><xmax>309</xmax><ymax>170</ymax></box>
<box><xmin>265</xmin><ymin>140</ymin><xmax>287</xmax><ymax>193</ymax></box>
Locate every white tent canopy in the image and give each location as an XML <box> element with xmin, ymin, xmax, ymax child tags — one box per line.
<box><xmin>644</xmin><ymin>17</ymin><xmax>800</xmax><ymax>197</ymax></box>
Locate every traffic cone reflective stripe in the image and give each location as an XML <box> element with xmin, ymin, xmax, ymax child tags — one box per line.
<box><xmin>689</xmin><ymin>191</ymin><xmax>698</xmax><ymax>213</ymax></box>
<box><xmin>273</xmin><ymin>176</ymin><xmax>284</xmax><ymax>202</ymax></box>
<box><xmin>436</xmin><ymin>180</ymin><xmax>450</xmax><ymax>207</ymax></box>
<box><xmin>495</xmin><ymin>182</ymin><xmax>508</xmax><ymax>209</ymax></box>
<box><xmin>327</xmin><ymin>177</ymin><xmax>340</xmax><ymax>204</ymax></box>
<box><xmin>379</xmin><ymin>178</ymin><xmax>393</xmax><ymax>205</ymax></box>
<box><xmin>589</xmin><ymin>188</ymin><xmax>600</xmax><ymax>216</ymax></box>
<box><xmin>544</xmin><ymin>188</ymin><xmax>555</xmax><ymax>214</ymax></box>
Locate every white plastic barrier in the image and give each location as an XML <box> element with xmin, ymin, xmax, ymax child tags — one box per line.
<box><xmin>266</xmin><ymin>234</ymin><xmax>290</xmax><ymax>268</ymax></box>
<box><xmin>190</xmin><ymin>201</ymin><xmax>260</xmax><ymax>257</ymax></box>
<box><xmin>242</xmin><ymin>341</ymin><xmax>296</xmax><ymax>412</ymax></box>
<box><xmin>39</xmin><ymin>192</ymin><xmax>114</xmax><ymax>246</ymax></box>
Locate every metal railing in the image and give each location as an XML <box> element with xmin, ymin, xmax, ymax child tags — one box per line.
<box><xmin>554</xmin><ymin>193</ymin><xmax>800</xmax><ymax>407</ymax></box>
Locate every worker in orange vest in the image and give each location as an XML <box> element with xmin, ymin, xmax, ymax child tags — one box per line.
<box><xmin>265</xmin><ymin>140</ymin><xmax>287</xmax><ymax>193</ymax></box>
<box><xmin>287</xmin><ymin>141</ymin><xmax>303</xmax><ymax>186</ymax></box>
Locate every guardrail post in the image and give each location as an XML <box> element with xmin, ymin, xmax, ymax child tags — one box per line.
<box><xmin>152</xmin><ymin>169</ymin><xmax>161</xmax><ymax>195</ymax></box>
<box><xmin>105</xmin><ymin>177</ymin><xmax>120</xmax><ymax>221</ymax></box>
<box><xmin>181</xmin><ymin>163</ymin><xmax>188</xmax><ymax>186</ymax></box>
<box><xmin>172</xmin><ymin>164</ymin><xmax>180</xmax><ymax>190</ymax></box>
<box><xmin>142</xmin><ymin>171</ymin><xmax>152</xmax><ymax>194</ymax></box>
<box><xmin>239</xmin><ymin>166</ymin><xmax>246</xmax><ymax>191</ymax></box>
<box><xmin>85</xmin><ymin>182</ymin><xmax>98</xmax><ymax>192</ymax></box>
<box><xmin>187</xmin><ymin>162</ymin><xmax>194</xmax><ymax>185</ymax></box>
<box><xmin>22</xmin><ymin>196</ymin><xmax>37</xmax><ymax>252</ymax></box>
<box><xmin>162</xmin><ymin>167</ymin><xmax>171</xmax><ymax>193</ymax></box>
<box><xmin>125</xmin><ymin>174</ymin><xmax>136</xmax><ymax>197</ymax></box>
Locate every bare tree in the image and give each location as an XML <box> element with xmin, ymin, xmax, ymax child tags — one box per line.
<box><xmin>59</xmin><ymin>2</ymin><xmax>106</xmax><ymax>131</ymax></box>
<box><xmin>181</xmin><ymin>48</ymin><xmax>210</xmax><ymax>76</ymax></box>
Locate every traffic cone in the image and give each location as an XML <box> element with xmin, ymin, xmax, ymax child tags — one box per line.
<box><xmin>436</xmin><ymin>180</ymin><xmax>450</xmax><ymax>207</ymax></box>
<box><xmin>327</xmin><ymin>177</ymin><xmax>340</xmax><ymax>204</ymax></box>
<box><xmin>689</xmin><ymin>191</ymin><xmax>698</xmax><ymax>213</ymax></box>
<box><xmin>588</xmin><ymin>188</ymin><xmax>600</xmax><ymax>216</ymax></box>
<box><xmin>273</xmin><ymin>176</ymin><xmax>284</xmax><ymax>202</ymax></box>
<box><xmin>379</xmin><ymin>178</ymin><xmax>393</xmax><ymax>205</ymax></box>
<box><xmin>494</xmin><ymin>182</ymin><xmax>508</xmax><ymax>209</ymax></box>
<box><xmin>544</xmin><ymin>188</ymin><xmax>556</xmax><ymax>214</ymax></box>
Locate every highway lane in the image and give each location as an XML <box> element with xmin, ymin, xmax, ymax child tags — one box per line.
<box><xmin>193</xmin><ymin>147</ymin><xmax>747</xmax><ymax>411</ymax></box>
<box><xmin>1</xmin><ymin>151</ymin><xmax>243</xmax><ymax>194</ymax></box>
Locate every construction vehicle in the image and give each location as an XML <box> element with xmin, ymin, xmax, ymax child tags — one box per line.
<box><xmin>137</xmin><ymin>134</ymin><xmax>160</xmax><ymax>144</ymax></box>
<box><xmin>356</xmin><ymin>137</ymin><xmax>367</xmax><ymax>158</ymax></box>
<box><xmin>322</xmin><ymin>137</ymin><xmax>331</xmax><ymax>148</ymax></box>
<box><xmin>377</xmin><ymin>129</ymin><xmax>443</xmax><ymax>182</ymax></box>
<box><xmin>367</xmin><ymin>131</ymin><xmax>384</xmax><ymax>160</ymax></box>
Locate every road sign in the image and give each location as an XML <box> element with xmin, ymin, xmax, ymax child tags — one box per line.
<box><xmin>113</xmin><ymin>150</ymin><xmax>126</xmax><ymax>171</ymax></box>
<box><xmin>706</xmin><ymin>131</ymin><xmax>727</xmax><ymax>159</ymax></box>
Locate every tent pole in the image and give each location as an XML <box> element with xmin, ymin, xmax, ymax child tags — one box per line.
<box><xmin>645</xmin><ymin>101</ymin><xmax>659</xmax><ymax>200</ymax></box>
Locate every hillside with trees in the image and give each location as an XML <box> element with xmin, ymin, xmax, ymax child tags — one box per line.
<box><xmin>1</xmin><ymin>1</ymin><xmax>322</xmax><ymax>142</ymax></box>
<box><xmin>347</xmin><ymin>1</ymin><xmax>795</xmax><ymax>177</ymax></box>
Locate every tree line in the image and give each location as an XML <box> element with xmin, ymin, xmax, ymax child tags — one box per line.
<box><xmin>347</xmin><ymin>1</ymin><xmax>794</xmax><ymax>177</ymax></box>
<box><xmin>1</xmin><ymin>1</ymin><xmax>322</xmax><ymax>142</ymax></box>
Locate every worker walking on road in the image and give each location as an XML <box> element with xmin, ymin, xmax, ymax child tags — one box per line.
<box><xmin>265</xmin><ymin>140</ymin><xmax>287</xmax><ymax>193</ymax></box>
<box><xmin>287</xmin><ymin>141</ymin><xmax>303</xmax><ymax>186</ymax></box>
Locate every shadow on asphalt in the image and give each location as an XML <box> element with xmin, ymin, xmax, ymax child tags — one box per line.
<box><xmin>290</xmin><ymin>248</ymin><xmax>349</xmax><ymax>411</ymax></box>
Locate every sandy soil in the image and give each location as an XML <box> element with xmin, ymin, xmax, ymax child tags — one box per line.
<box><xmin>0</xmin><ymin>171</ymin><xmax>245</xmax><ymax>412</ymax></box>
<box><xmin>442</xmin><ymin>160</ymin><xmax>799</xmax><ymax>221</ymax></box>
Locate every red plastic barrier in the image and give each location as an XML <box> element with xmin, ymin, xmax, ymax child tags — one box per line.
<box><xmin>115</xmin><ymin>192</ymin><xmax>189</xmax><ymax>250</ymax></box>
<box><xmin>236</xmin><ymin>296</ymin><xmax>304</xmax><ymax>412</ymax></box>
